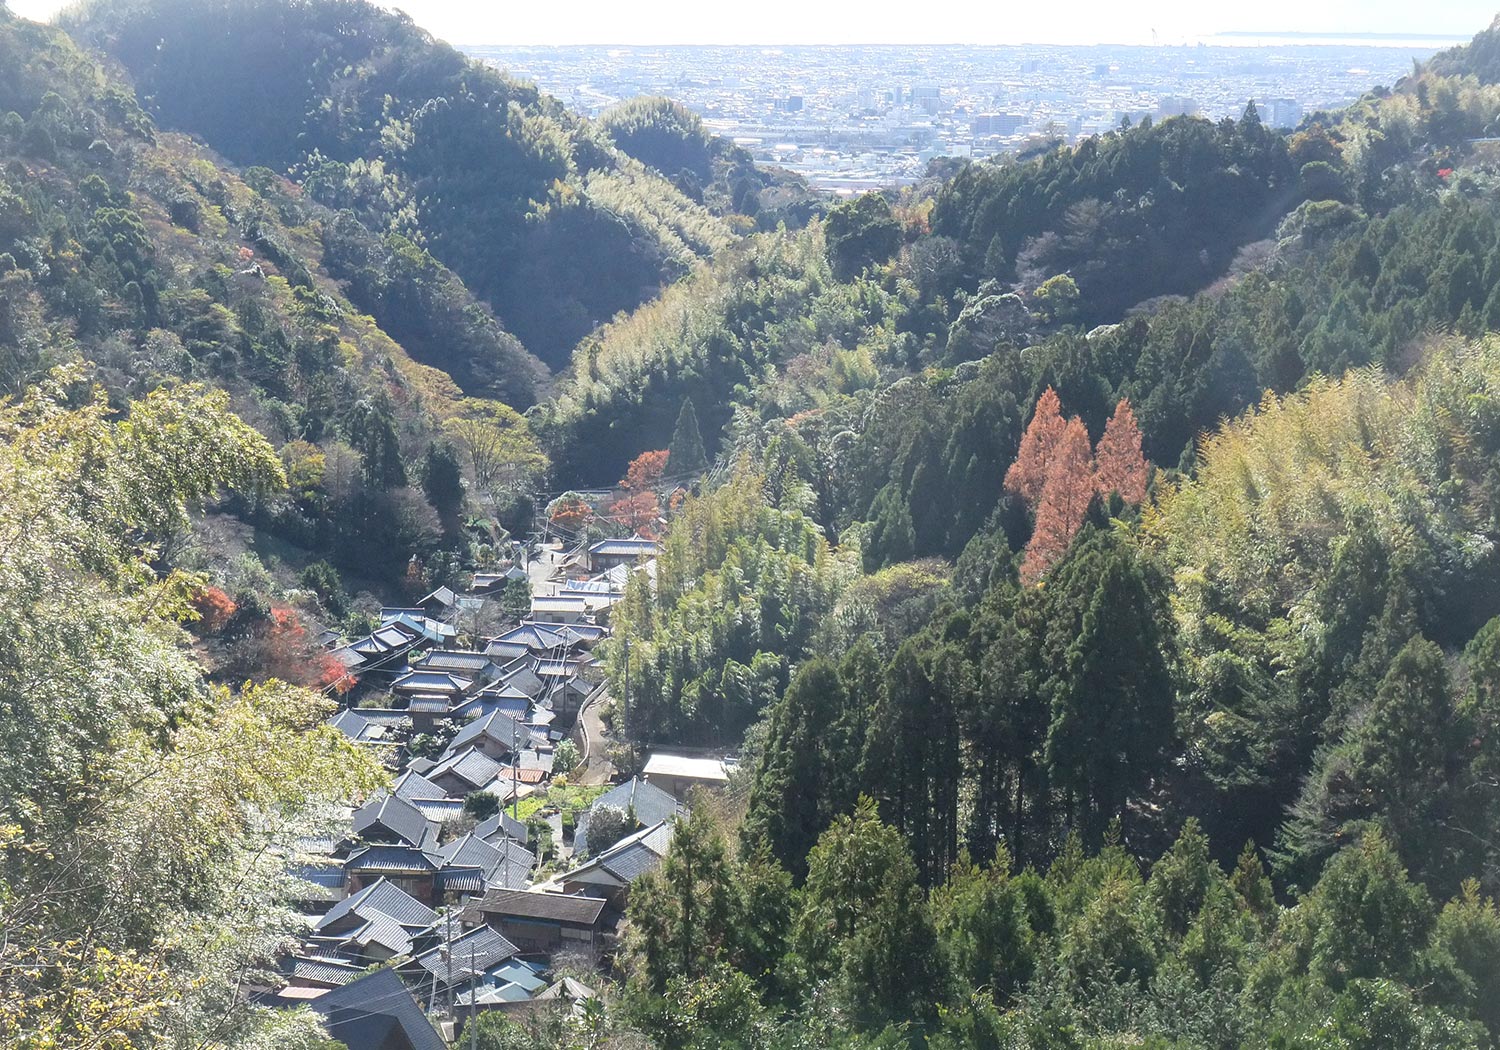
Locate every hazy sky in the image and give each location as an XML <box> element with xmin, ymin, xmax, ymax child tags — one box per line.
<box><xmin>6</xmin><ymin>0</ymin><xmax>1495</xmax><ymax>45</ymax></box>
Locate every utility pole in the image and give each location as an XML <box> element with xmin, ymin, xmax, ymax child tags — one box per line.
<box><xmin>468</xmin><ymin>924</ymin><xmax>479</xmax><ymax>1050</ymax></box>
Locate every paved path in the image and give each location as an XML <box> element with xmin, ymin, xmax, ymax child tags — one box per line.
<box><xmin>576</xmin><ymin>686</ymin><xmax>615</xmax><ymax>786</ymax></box>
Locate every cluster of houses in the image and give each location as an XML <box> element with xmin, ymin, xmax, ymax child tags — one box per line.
<box><xmin>262</xmin><ymin>536</ymin><xmax>735</xmax><ymax>1047</ymax></box>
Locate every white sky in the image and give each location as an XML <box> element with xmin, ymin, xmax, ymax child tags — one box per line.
<box><xmin>6</xmin><ymin>0</ymin><xmax>1495</xmax><ymax>46</ymax></box>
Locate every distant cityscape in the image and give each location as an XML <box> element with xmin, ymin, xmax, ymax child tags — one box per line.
<box><xmin>462</xmin><ymin>39</ymin><xmax>1466</xmax><ymax>192</ymax></box>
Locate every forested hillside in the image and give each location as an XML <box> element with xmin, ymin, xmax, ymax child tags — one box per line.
<box><xmin>17</xmin><ymin>0</ymin><xmax>1500</xmax><ymax>1046</ymax></box>
<box><xmin>533</xmin><ymin>15</ymin><xmax>1500</xmax><ymax>1049</ymax></box>
<box><xmin>67</xmin><ymin>0</ymin><xmax>746</xmax><ymax>366</ymax></box>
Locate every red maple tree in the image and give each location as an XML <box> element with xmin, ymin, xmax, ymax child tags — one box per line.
<box><xmin>1005</xmin><ymin>387</ymin><xmax>1067</xmax><ymax>508</ymax></box>
<box><xmin>609</xmin><ymin>490</ymin><xmax>662</xmax><ymax>538</ymax></box>
<box><xmin>1021</xmin><ymin>416</ymin><xmax>1095</xmax><ymax>583</ymax></box>
<box><xmin>623</xmin><ymin>449</ymin><xmax>670</xmax><ymax>492</ymax></box>
<box><xmin>190</xmin><ymin>585</ymin><xmax>237</xmax><ymax>635</ymax></box>
<box><xmin>549</xmin><ymin>495</ymin><xmax>593</xmax><ymax>531</ymax></box>
<box><xmin>1093</xmin><ymin>398</ymin><xmax>1149</xmax><ymax>505</ymax></box>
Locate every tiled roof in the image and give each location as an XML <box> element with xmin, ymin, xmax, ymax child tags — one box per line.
<box><xmin>316</xmin><ymin>877</ymin><xmax>438</xmax><ymax>932</ymax></box>
<box><xmin>344</xmin><ymin>844</ymin><xmax>442</xmax><ymax>873</ymax></box>
<box><xmin>289</xmin><ymin>955</ymin><xmax>366</xmax><ymax>987</ymax></box>
<box><xmin>600</xmin><ymin>841</ymin><xmax>666</xmax><ymax>882</ymax></box>
<box><xmin>409</xmin><ymin>798</ymin><xmax>464</xmax><ymax>823</ymax></box>
<box><xmin>420</xmin><ymin>650</ymin><xmax>493</xmax><ymax>674</ymax></box>
<box><xmin>328</xmin><ymin>708</ymin><xmax>375</xmax><ymax>741</ymax></box>
<box><xmin>576</xmin><ymin>777</ymin><xmax>683</xmax><ymax>856</ymax></box>
<box><xmin>348</xmin><ymin>912</ymin><xmax>413</xmax><ymax>955</ymax></box>
<box><xmin>490</xmin><ymin>624</ymin><xmax>569</xmax><ymax>652</ymax></box>
<box><xmin>450</xmin><ymin>710</ymin><xmax>532</xmax><ymax>753</ymax></box>
<box><xmin>435</xmin><ymin>866</ymin><xmax>486</xmax><ymax>894</ymax></box>
<box><xmin>467</xmin><ymin>889</ymin><xmax>607</xmax><ymax>926</ymax></box>
<box><xmin>566</xmin><ymin>821</ymin><xmax>674</xmax><ymax>886</ymax></box>
<box><xmin>351</xmin><ymin>792</ymin><xmax>433</xmax><ymax>848</ymax></box>
<box><xmin>427</xmin><ymin>746</ymin><xmax>503</xmax><ymax>790</ymax></box>
<box><xmin>440</xmin><ymin>834</ymin><xmax>537</xmax><ymax>880</ymax></box>
<box><xmin>474</xmin><ymin>811</ymin><xmax>527</xmax><ymax>844</ymax></box>
<box><xmin>406</xmin><ymin>695</ymin><xmax>451</xmax><ymax>714</ymax></box>
<box><xmin>391</xmin><ymin>770</ymin><xmax>445</xmax><ymax>802</ymax></box>
<box><xmin>410</xmin><ymin>925</ymin><xmax>518</xmax><ymax>985</ymax></box>
<box><xmin>311</xmin><ymin>967</ymin><xmax>446</xmax><ymax>1050</ymax></box>
<box><xmin>391</xmin><ymin>669</ymin><xmax>472</xmax><ymax>695</ymax></box>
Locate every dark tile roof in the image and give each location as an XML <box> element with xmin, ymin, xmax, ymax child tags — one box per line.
<box><xmin>467</xmin><ymin>889</ymin><xmax>607</xmax><ymax>926</ymax></box>
<box><xmin>351</xmin><ymin>792</ymin><xmax>433</xmax><ymax>848</ymax></box>
<box><xmin>427</xmin><ymin>746</ymin><xmax>503</xmax><ymax>790</ymax></box>
<box><xmin>449</xmin><ymin>710</ymin><xmax>533</xmax><ymax>754</ymax></box>
<box><xmin>490</xmin><ymin>624</ymin><xmax>569</xmax><ymax>652</ymax></box>
<box><xmin>392</xmin><ymin>770</ymin><xmax>445</xmax><ymax>802</ymax></box>
<box><xmin>328</xmin><ymin>708</ymin><xmax>374</xmax><ymax>741</ymax></box>
<box><xmin>288</xmin><ymin>955</ymin><xmax>365</xmax><ymax>987</ymax></box>
<box><xmin>575</xmin><ymin>777</ymin><xmax>683</xmax><ymax>856</ymax></box>
<box><xmin>440</xmin><ymin>834</ymin><xmax>537</xmax><ymax>881</ymax></box>
<box><xmin>473</xmin><ymin>811</ymin><xmax>527</xmax><ymax>844</ymax></box>
<box><xmin>567</xmin><ymin>821</ymin><xmax>673</xmax><ymax>886</ymax></box>
<box><xmin>420</xmin><ymin>650</ymin><xmax>493</xmax><ymax>674</ymax></box>
<box><xmin>600</xmin><ymin>842</ymin><xmax>666</xmax><ymax>883</ymax></box>
<box><xmin>409</xmin><ymin>798</ymin><xmax>464</xmax><ymax>823</ymax></box>
<box><xmin>409</xmin><ymin>925</ymin><xmax>518</xmax><ymax>986</ymax></box>
<box><xmin>310</xmin><ymin>966</ymin><xmax>446</xmax><ymax>1050</ymax></box>
<box><xmin>435</xmin><ymin>866</ymin><xmax>486</xmax><ymax>894</ymax></box>
<box><xmin>317</xmin><ymin>876</ymin><xmax>438</xmax><ymax>932</ymax></box>
<box><xmin>344</xmin><ymin>844</ymin><xmax>443</xmax><ymax>874</ymax></box>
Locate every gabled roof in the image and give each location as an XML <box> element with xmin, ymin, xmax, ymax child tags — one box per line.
<box><xmin>588</xmin><ymin>537</ymin><xmax>658</xmax><ymax>557</ymax></box>
<box><xmin>575</xmin><ymin>777</ymin><xmax>684</xmax><ymax>856</ymax></box>
<box><xmin>529</xmin><ymin>622</ymin><xmax>608</xmax><ymax>644</ymax></box>
<box><xmin>329</xmin><ymin>708</ymin><xmax>380</xmax><ymax>743</ymax></box>
<box><xmin>408</xmin><ymin>798</ymin><xmax>464</xmax><ymax>824</ymax></box>
<box><xmin>392</xmin><ymin>770</ymin><xmax>445</xmax><ymax>803</ymax></box>
<box><xmin>310</xmin><ymin>966</ymin><xmax>446</xmax><ymax>1050</ymax></box>
<box><xmin>565</xmin><ymin>820</ymin><xmax>673</xmax><ymax>887</ymax></box>
<box><xmin>439</xmin><ymin>834</ymin><xmax>537</xmax><ymax>882</ymax></box>
<box><xmin>465</xmin><ymin>888</ymin><xmax>608</xmax><ymax>926</ymax></box>
<box><xmin>344</xmin><ymin>843</ymin><xmax>443</xmax><ymax>874</ymax></box>
<box><xmin>450</xmin><ymin>710</ymin><xmax>533</xmax><ymax>754</ymax></box>
<box><xmin>405</xmin><ymin>695</ymin><xmax>451</xmax><ymax>715</ymax></box>
<box><xmin>316</xmin><ymin>876</ymin><xmax>438</xmax><ymax>933</ymax></box>
<box><xmin>288</xmin><ymin>955</ymin><xmax>365</xmax><ymax>987</ymax></box>
<box><xmin>419</xmin><ymin>649</ymin><xmax>494</xmax><ymax>675</ymax></box>
<box><xmin>426</xmin><ymin>746</ymin><xmax>504</xmax><ymax>791</ymax></box>
<box><xmin>491</xmin><ymin>624</ymin><xmax>570</xmax><ymax>652</ymax></box>
<box><xmin>351</xmin><ymin>792</ymin><xmax>434</xmax><ymax>848</ymax></box>
<box><xmin>420</xmin><ymin>585</ymin><xmax>458</xmax><ymax>608</ymax></box>
<box><xmin>391</xmin><ymin>669</ymin><xmax>472</xmax><ymax>695</ymax></box>
<box><xmin>409</xmin><ymin>924</ymin><xmax>518</xmax><ymax>986</ymax></box>
<box><xmin>452</xmin><ymin>690</ymin><xmax>530</xmax><ymax>723</ymax></box>
<box><xmin>473</xmin><ymin>810</ymin><xmax>528</xmax><ymax>844</ymax></box>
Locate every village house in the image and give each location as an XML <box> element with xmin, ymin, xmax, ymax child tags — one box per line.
<box><xmin>574</xmin><ymin>776</ymin><xmax>684</xmax><ymax>857</ymax></box>
<box><xmin>556</xmin><ymin>821</ymin><xmax>674</xmax><ymax>909</ymax></box>
<box><xmin>642</xmin><ymin>752</ymin><xmax>734</xmax><ymax>799</ymax></box>
<box><xmin>585</xmin><ymin>536</ymin><xmax>658</xmax><ymax>573</ymax></box>
<box><xmin>462</xmin><ymin>888</ymin><xmax>611</xmax><ymax>956</ymax></box>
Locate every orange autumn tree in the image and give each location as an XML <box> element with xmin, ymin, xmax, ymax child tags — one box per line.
<box><xmin>189</xmin><ymin>585</ymin><xmax>237</xmax><ymax>635</ymax></box>
<box><xmin>549</xmin><ymin>493</ymin><xmax>594</xmax><ymax>531</ymax></box>
<box><xmin>610</xmin><ymin>449</ymin><xmax>669</xmax><ymax>537</ymax></box>
<box><xmin>624</xmin><ymin>449</ymin><xmax>670</xmax><ymax>492</ymax></box>
<box><xmin>1094</xmin><ymin>398</ymin><xmax>1149</xmax><ymax>505</ymax></box>
<box><xmin>1004</xmin><ymin>386</ymin><xmax>1067</xmax><ymax>508</ymax></box>
<box><xmin>1022</xmin><ymin>416</ymin><xmax>1096</xmax><ymax>583</ymax></box>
